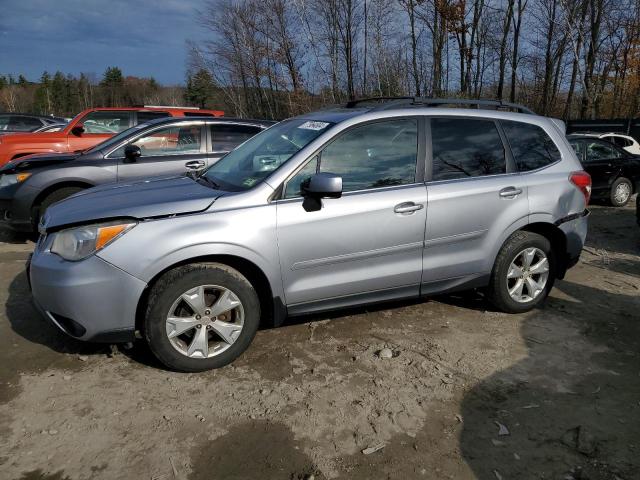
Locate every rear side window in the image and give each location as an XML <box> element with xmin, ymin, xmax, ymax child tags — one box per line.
<box><xmin>431</xmin><ymin>118</ymin><xmax>506</xmax><ymax>181</ymax></box>
<box><xmin>211</xmin><ymin>124</ymin><xmax>262</xmax><ymax>152</ymax></box>
<box><xmin>8</xmin><ymin>116</ymin><xmax>43</xmax><ymax>131</ymax></box>
<box><xmin>137</xmin><ymin>111</ymin><xmax>170</xmax><ymax>123</ymax></box>
<box><xmin>585</xmin><ymin>141</ymin><xmax>617</xmax><ymax>162</ymax></box>
<box><xmin>502</xmin><ymin>121</ymin><xmax>561</xmax><ymax>171</ymax></box>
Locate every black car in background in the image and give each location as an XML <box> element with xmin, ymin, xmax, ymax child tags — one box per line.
<box><xmin>567</xmin><ymin>135</ymin><xmax>640</xmax><ymax>207</ymax></box>
<box><xmin>0</xmin><ymin>113</ymin><xmax>67</xmax><ymax>135</ymax></box>
<box><xmin>0</xmin><ymin>116</ymin><xmax>274</xmax><ymax>231</ymax></box>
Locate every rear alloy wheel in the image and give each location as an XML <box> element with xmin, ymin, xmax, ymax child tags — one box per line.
<box><xmin>610</xmin><ymin>177</ymin><xmax>632</xmax><ymax>207</ymax></box>
<box><xmin>487</xmin><ymin>231</ymin><xmax>555</xmax><ymax>313</ymax></box>
<box><xmin>145</xmin><ymin>263</ymin><xmax>260</xmax><ymax>372</ymax></box>
<box><xmin>506</xmin><ymin>247</ymin><xmax>549</xmax><ymax>303</ymax></box>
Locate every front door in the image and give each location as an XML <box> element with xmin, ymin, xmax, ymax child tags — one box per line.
<box><xmin>276</xmin><ymin>118</ymin><xmax>427</xmax><ymax>311</ymax></box>
<box><xmin>423</xmin><ymin>117</ymin><xmax>529</xmax><ymax>287</ymax></box>
<box><xmin>115</xmin><ymin>122</ymin><xmax>208</xmax><ymax>182</ymax></box>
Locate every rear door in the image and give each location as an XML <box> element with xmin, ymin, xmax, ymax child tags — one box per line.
<box><xmin>114</xmin><ymin>122</ymin><xmax>208</xmax><ymax>181</ymax></box>
<box><xmin>422</xmin><ymin>117</ymin><xmax>529</xmax><ymax>289</ymax></box>
<box><xmin>208</xmin><ymin>123</ymin><xmax>264</xmax><ymax>165</ymax></box>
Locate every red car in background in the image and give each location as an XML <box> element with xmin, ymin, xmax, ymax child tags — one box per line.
<box><xmin>0</xmin><ymin>106</ymin><xmax>224</xmax><ymax>166</ymax></box>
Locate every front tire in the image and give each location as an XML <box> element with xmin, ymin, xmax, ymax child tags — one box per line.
<box><xmin>144</xmin><ymin>263</ymin><xmax>260</xmax><ymax>372</ymax></box>
<box><xmin>610</xmin><ymin>177</ymin><xmax>632</xmax><ymax>207</ymax></box>
<box><xmin>36</xmin><ymin>186</ymin><xmax>85</xmax><ymax>226</ymax></box>
<box><xmin>487</xmin><ymin>231</ymin><xmax>555</xmax><ymax>313</ymax></box>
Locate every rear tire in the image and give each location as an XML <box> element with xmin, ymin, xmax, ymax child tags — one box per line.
<box><xmin>36</xmin><ymin>187</ymin><xmax>85</xmax><ymax>225</ymax></box>
<box><xmin>487</xmin><ymin>231</ymin><xmax>555</xmax><ymax>313</ymax></box>
<box><xmin>609</xmin><ymin>177</ymin><xmax>632</xmax><ymax>207</ymax></box>
<box><xmin>144</xmin><ymin>263</ymin><xmax>260</xmax><ymax>372</ymax></box>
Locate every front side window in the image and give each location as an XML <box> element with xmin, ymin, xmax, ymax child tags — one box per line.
<box><xmin>431</xmin><ymin>118</ymin><xmax>506</xmax><ymax>181</ymax></box>
<box><xmin>502</xmin><ymin>121</ymin><xmax>561</xmax><ymax>171</ymax></box>
<box><xmin>586</xmin><ymin>141</ymin><xmax>617</xmax><ymax>162</ymax></box>
<box><xmin>110</xmin><ymin>124</ymin><xmax>203</xmax><ymax>158</ymax></box>
<box><xmin>80</xmin><ymin>111</ymin><xmax>130</xmax><ymax>134</ymax></box>
<box><xmin>284</xmin><ymin>156</ymin><xmax>319</xmax><ymax>199</ymax></box>
<box><xmin>211</xmin><ymin>124</ymin><xmax>262</xmax><ymax>152</ymax></box>
<box><xmin>319</xmin><ymin>118</ymin><xmax>418</xmax><ymax>192</ymax></box>
<box><xmin>203</xmin><ymin>119</ymin><xmax>333</xmax><ymax>191</ymax></box>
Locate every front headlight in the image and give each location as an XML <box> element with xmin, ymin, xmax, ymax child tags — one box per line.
<box><xmin>50</xmin><ymin>220</ymin><xmax>136</xmax><ymax>261</ymax></box>
<box><xmin>0</xmin><ymin>173</ymin><xmax>31</xmax><ymax>187</ymax></box>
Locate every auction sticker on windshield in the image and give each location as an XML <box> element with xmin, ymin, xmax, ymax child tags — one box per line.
<box><xmin>298</xmin><ymin>121</ymin><xmax>330</xmax><ymax>130</ymax></box>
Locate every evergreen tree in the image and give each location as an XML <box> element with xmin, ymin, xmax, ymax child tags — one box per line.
<box><xmin>33</xmin><ymin>71</ymin><xmax>52</xmax><ymax>114</ymax></box>
<box><xmin>185</xmin><ymin>69</ymin><xmax>215</xmax><ymax>108</ymax></box>
<box><xmin>101</xmin><ymin>66</ymin><xmax>124</xmax><ymax>105</ymax></box>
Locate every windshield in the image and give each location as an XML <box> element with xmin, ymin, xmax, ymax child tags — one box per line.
<box><xmin>202</xmin><ymin>119</ymin><xmax>333</xmax><ymax>191</ymax></box>
<box><xmin>82</xmin><ymin>123</ymin><xmax>150</xmax><ymax>154</ymax></box>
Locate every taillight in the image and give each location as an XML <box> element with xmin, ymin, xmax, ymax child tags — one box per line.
<box><xmin>570</xmin><ymin>171</ymin><xmax>592</xmax><ymax>205</ymax></box>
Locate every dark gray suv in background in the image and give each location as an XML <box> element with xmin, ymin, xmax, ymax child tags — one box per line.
<box><xmin>0</xmin><ymin>116</ymin><xmax>273</xmax><ymax>231</ymax></box>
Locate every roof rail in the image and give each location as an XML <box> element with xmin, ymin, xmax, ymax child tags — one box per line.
<box><xmin>132</xmin><ymin>105</ymin><xmax>201</xmax><ymax>110</ymax></box>
<box><xmin>345</xmin><ymin>96</ymin><xmax>414</xmax><ymax>108</ymax></box>
<box><xmin>344</xmin><ymin>97</ymin><xmax>535</xmax><ymax>115</ymax></box>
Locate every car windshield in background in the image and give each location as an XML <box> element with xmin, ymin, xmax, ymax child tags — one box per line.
<box><xmin>82</xmin><ymin>123</ymin><xmax>149</xmax><ymax>154</ymax></box>
<box><xmin>202</xmin><ymin>119</ymin><xmax>333</xmax><ymax>191</ymax></box>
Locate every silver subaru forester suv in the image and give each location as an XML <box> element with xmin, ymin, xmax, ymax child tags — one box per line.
<box><xmin>29</xmin><ymin>98</ymin><xmax>591</xmax><ymax>371</ymax></box>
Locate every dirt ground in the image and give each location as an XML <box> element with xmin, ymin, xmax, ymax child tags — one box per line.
<box><xmin>0</xmin><ymin>203</ymin><xmax>638</xmax><ymax>480</ymax></box>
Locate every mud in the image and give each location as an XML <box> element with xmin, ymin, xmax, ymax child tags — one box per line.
<box><xmin>0</xmin><ymin>203</ymin><xmax>638</xmax><ymax>479</ymax></box>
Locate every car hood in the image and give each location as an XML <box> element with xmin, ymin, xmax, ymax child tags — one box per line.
<box><xmin>0</xmin><ymin>131</ymin><xmax>67</xmax><ymax>144</ymax></box>
<box><xmin>1</xmin><ymin>152</ymin><xmax>79</xmax><ymax>172</ymax></box>
<box><xmin>43</xmin><ymin>176</ymin><xmax>223</xmax><ymax>230</ymax></box>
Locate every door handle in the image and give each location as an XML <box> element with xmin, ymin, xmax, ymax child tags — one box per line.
<box><xmin>185</xmin><ymin>160</ymin><xmax>206</xmax><ymax>170</ymax></box>
<box><xmin>499</xmin><ymin>187</ymin><xmax>523</xmax><ymax>198</ymax></box>
<box><xmin>394</xmin><ymin>202</ymin><xmax>424</xmax><ymax>214</ymax></box>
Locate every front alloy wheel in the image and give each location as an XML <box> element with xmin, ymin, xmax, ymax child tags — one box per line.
<box><xmin>166</xmin><ymin>285</ymin><xmax>245</xmax><ymax>359</ymax></box>
<box><xmin>145</xmin><ymin>263</ymin><xmax>260</xmax><ymax>372</ymax></box>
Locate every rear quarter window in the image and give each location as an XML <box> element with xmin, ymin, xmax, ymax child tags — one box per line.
<box><xmin>502</xmin><ymin>121</ymin><xmax>561</xmax><ymax>172</ymax></box>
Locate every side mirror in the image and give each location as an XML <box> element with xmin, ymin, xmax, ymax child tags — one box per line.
<box><xmin>71</xmin><ymin>124</ymin><xmax>85</xmax><ymax>136</ymax></box>
<box><xmin>124</xmin><ymin>144</ymin><xmax>142</xmax><ymax>162</ymax></box>
<box><xmin>302</xmin><ymin>173</ymin><xmax>343</xmax><ymax>198</ymax></box>
<box><xmin>301</xmin><ymin>173</ymin><xmax>342</xmax><ymax>212</ymax></box>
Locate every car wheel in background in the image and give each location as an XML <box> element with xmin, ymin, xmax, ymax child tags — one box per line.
<box><xmin>487</xmin><ymin>231</ymin><xmax>555</xmax><ymax>313</ymax></box>
<box><xmin>37</xmin><ymin>187</ymin><xmax>85</xmax><ymax>226</ymax></box>
<box><xmin>144</xmin><ymin>263</ymin><xmax>260</xmax><ymax>372</ymax></box>
<box><xmin>610</xmin><ymin>177</ymin><xmax>632</xmax><ymax>207</ymax></box>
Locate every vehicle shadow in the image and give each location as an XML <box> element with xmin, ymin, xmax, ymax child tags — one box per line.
<box><xmin>6</xmin><ymin>270</ymin><xmax>110</xmax><ymax>357</ymax></box>
<box><xmin>459</xmin><ymin>279</ymin><xmax>640</xmax><ymax>479</ymax></box>
<box><xmin>585</xmin><ymin>205</ymin><xmax>640</xmax><ymax>257</ymax></box>
<box><xmin>0</xmin><ymin>226</ymin><xmax>37</xmax><ymax>245</ymax></box>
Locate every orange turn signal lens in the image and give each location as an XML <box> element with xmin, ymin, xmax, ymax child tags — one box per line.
<box><xmin>95</xmin><ymin>223</ymin><xmax>133</xmax><ymax>250</ymax></box>
<box><xmin>16</xmin><ymin>173</ymin><xmax>31</xmax><ymax>182</ymax></box>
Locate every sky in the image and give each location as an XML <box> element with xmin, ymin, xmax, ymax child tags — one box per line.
<box><xmin>0</xmin><ymin>0</ymin><xmax>209</xmax><ymax>85</ymax></box>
